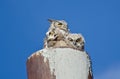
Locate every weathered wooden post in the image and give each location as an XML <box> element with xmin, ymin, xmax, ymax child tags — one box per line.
<box><xmin>26</xmin><ymin>48</ymin><xmax>92</xmax><ymax>79</ymax></box>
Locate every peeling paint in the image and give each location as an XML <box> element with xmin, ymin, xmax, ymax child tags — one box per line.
<box><xmin>38</xmin><ymin>48</ymin><xmax>91</xmax><ymax>79</ymax></box>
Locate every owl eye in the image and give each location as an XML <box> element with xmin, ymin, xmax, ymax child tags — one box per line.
<box><xmin>68</xmin><ymin>38</ymin><xmax>73</xmax><ymax>41</ymax></box>
<box><xmin>76</xmin><ymin>38</ymin><xmax>81</xmax><ymax>42</ymax></box>
<box><xmin>58</xmin><ymin>23</ymin><xmax>63</xmax><ymax>25</ymax></box>
<box><xmin>49</xmin><ymin>32</ymin><xmax>51</xmax><ymax>35</ymax></box>
<box><xmin>49</xmin><ymin>32</ymin><xmax>54</xmax><ymax>35</ymax></box>
<box><xmin>54</xmin><ymin>34</ymin><xmax>57</xmax><ymax>37</ymax></box>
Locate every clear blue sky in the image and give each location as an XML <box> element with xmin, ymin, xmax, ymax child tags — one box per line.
<box><xmin>0</xmin><ymin>0</ymin><xmax>120</xmax><ymax>79</ymax></box>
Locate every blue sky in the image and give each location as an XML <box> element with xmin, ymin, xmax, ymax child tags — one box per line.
<box><xmin>0</xmin><ymin>0</ymin><xmax>120</xmax><ymax>79</ymax></box>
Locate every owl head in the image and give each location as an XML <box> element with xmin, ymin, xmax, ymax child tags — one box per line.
<box><xmin>48</xmin><ymin>19</ymin><xmax>68</xmax><ymax>32</ymax></box>
<box><xmin>46</xmin><ymin>29</ymin><xmax>58</xmax><ymax>41</ymax></box>
<box><xmin>66</xmin><ymin>33</ymin><xmax>85</xmax><ymax>50</ymax></box>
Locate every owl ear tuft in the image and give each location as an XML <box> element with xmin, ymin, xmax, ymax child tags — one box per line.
<box><xmin>48</xmin><ymin>19</ymin><xmax>56</xmax><ymax>22</ymax></box>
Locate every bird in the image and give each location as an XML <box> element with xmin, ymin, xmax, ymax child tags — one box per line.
<box><xmin>44</xmin><ymin>28</ymin><xmax>68</xmax><ymax>48</ymax></box>
<box><xmin>46</xmin><ymin>28</ymin><xmax>58</xmax><ymax>41</ymax></box>
<box><xmin>65</xmin><ymin>33</ymin><xmax>85</xmax><ymax>51</ymax></box>
<box><xmin>48</xmin><ymin>19</ymin><xmax>69</xmax><ymax>32</ymax></box>
<box><xmin>44</xmin><ymin>19</ymin><xmax>69</xmax><ymax>48</ymax></box>
<box><xmin>44</xmin><ymin>28</ymin><xmax>58</xmax><ymax>48</ymax></box>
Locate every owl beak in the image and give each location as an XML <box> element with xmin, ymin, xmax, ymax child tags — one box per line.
<box><xmin>73</xmin><ymin>41</ymin><xmax>76</xmax><ymax>45</ymax></box>
<box><xmin>48</xmin><ymin>19</ymin><xmax>56</xmax><ymax>22</ymax></box>
<box><xmin>48</xmin><ymin>37</ymin><xmax>53</xmax><ymax>41</ymax></box>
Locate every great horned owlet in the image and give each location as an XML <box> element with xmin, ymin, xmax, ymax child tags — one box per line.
<box><xmin>46</xmin><ymin>28</ymin><xmax>58</xmax><ymax>41</ymax></box>
<box><xmin>44</xmin><ymin>28</ymin><xmax>69</xmax><ymax>48</ymax></box>
<box><xmin>44</xmin><ymin>28</ymin><xmax>58</xmax><ymax>48</ymax></box>
<box><xmin>65</xmin><ymin>33</ymin><xmax>85</xmax><ymax>51</ymax></box>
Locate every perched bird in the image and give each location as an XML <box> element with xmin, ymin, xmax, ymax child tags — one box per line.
<box><xmin>65</xmin><ymin>33</ymin><xmax>85</xmax><ymax>51</ymax></box>
<box><xmin>44</xmin><ymin>19</ymin><xmax>69</xmax><ymax>48</ymax></box>
<box><xmin>48</xmin><ymin>19</ymin><xmax>69</xmax><ymax>32</ymax></box>
<box><xmin>44</xmin><ymin>28</ymin><xmax>58</xmax><ymax>48</ymax></box>
<box><xmin>46</xmin><ymin>28</ymin><xmax>58</xmax><ymax>41</ymax></box>
<box><xmin>44</xmin><ymin>28</ymin><xmax>68</xmax><ymax>48</ymax></box>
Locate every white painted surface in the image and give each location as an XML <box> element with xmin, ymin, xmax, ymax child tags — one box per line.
<box><xmin>37</xmin><ymin>48</ymin><xmax>90</xmax><ymax>79</ymax></box>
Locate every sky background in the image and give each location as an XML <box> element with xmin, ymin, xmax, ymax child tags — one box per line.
<box><xmin>0</xmin><ymin>0</ymin><xmax>120</xmax><ymax>79</ymax></box>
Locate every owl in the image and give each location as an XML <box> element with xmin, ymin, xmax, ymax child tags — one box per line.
<box><xmin>44</xmin><ymin>28</ymin><xmax>58</xmax><ymax>48</ymax></box>
<box><xmin>48</xmin><ymin>19</ymin><xmax>69</xmax><ymax>32</ymax></box>
<box><xmin>44</xmin><ymin>19</ymin><xmax>70</xmax><ymax>48</ymax></box>
<box><xmin>44</xmin><ymin>28</ymin><xmax>69</xmax><ymax>48</ymax></box>
<box><xmin>48</xmin><ymin>19</ymin><xmax>69</xmax><ymax>40</ymax></box>
<box><xmin>46</xmin><ymin>28</ymin><xmax>58</xmax><ymax>41</ymax></box>
<box><xmin>65</xmin><ymin>33</ymin><xmax>85</xmax><ymax>51</ymax></box>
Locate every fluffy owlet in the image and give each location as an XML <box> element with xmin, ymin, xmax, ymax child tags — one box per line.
<box><xmin>65</xmin><ymin>33</ymin><xmax>85</xmax><ymax>51</ymax></box>
<box><xmin>44</xmin><ymin>28</ymin><xmax>68</xmax><ymax>48</ymax></box>
<box><xmin>44</xmin><ymin>28</ymin><xmax>58</xmax><ymax>48</ymax></box>
<box><xmin>46</xmin><ymin>28</ymin><xmax>58</xmax><ymax>41</ymax></box>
